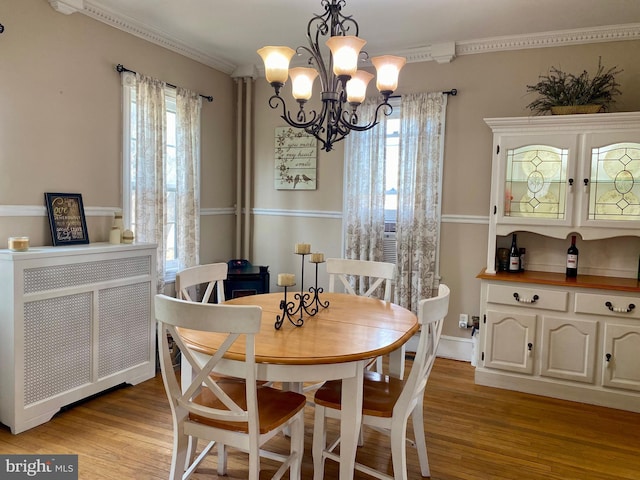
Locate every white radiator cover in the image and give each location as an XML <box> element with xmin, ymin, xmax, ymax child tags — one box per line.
<box><xmin>0</xmin><ymin>243</ymin><xmax>157</xmax><ymax>434</ymax></box>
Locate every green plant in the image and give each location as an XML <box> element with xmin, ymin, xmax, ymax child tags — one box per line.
<box><xmin>526</xmin><ymin>58</ymin><xmax>622</xmax><ymax>114</ymax></box>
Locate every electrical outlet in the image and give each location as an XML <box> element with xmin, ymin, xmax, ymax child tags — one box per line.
<box><xmin>459</xmin><ymin>313</ymin><xmax>469</xmax><ymax>329</ymax></box>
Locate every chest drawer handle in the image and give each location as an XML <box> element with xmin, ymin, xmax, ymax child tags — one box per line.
<box><xmin>513</xmin><ymin>293</ymin><xmax>539</xmax><ymax>304</ymax></box>
<box><xmin>605</xmin><ymin>301</ymin><xmax>635</xmax><ymax>313</ymax></box>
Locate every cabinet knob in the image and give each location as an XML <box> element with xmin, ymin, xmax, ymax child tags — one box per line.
<box><xmin>583</xmin><ymin>178</ymin><xmax>589</xmax><ymax>186</ymax></box>
<box><xmin>568</xmin><ymin>178</ymin><xmax>574</xmax><ymax>186</ymax></box>
<box><xmin>605</xmin><ymin>301</ymin><xmax>635</xmax><ymax>313</ymax></box>
<box><xmin>527</xmin><ymin>342</ymin><xmax>533</xmax><ymax>352</ymax></box>
<box><xmin>605</xmin><ymin>353</ymin><xmax>612</xmax><ymax>362</ymax></box>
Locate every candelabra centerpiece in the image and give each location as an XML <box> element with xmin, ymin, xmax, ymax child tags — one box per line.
<box><xmin>275</xmin><ymin>243</ymin><xmax>330</xmax><ymax>330</ymax></box>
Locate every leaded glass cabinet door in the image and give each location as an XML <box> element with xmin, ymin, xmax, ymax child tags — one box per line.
<box><xmin>582</xmin><ymin>132</ymin><xmax>640</xmax><ymax>228</ymax></box>
<box><xmin>498</xmin><ymin>134</ymin><xmax>578</xmax><ymax>227</ymax></box>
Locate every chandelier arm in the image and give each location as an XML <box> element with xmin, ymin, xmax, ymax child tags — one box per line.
<box><xmin>268</xmin><ymin>94</ymin><xmax>325</xmax><ymax>131</ymax></box>
<box><xmin>339</xmin><ymin>101</ymin><xmax>393</xmax><ymax>132</ymax></box>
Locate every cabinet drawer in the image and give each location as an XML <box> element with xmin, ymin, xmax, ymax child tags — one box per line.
<box><xmin>487</xmin><ymin>283</ymin><xmax>568</xmax><ymax>311</ymax></box>
<box><xmin>575</xmin><ymin>292</ymin><xmax>640</xmax><ymax>319</ymax></box>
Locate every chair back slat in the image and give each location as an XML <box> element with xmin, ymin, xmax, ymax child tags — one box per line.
<box><xmin>326</xmin><ymin>258</ymin><xmax>395</xmax><ymax>302</ymax></box>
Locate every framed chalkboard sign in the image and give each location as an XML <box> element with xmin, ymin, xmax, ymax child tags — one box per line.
<box><xmin>44</xmin><ymin>192</ymin><xmax>90</xmax><ymax>246</ymax></box>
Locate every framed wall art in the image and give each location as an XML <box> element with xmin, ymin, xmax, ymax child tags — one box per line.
<box><xmin>274</xmin><ymin>127</ymin><xmax>317</xmax><ymax>190</ymax></box>
<box><xmin>44</xmin><ymin>192</ymin><xmax>90</xmax><ymax>246</ymax></box>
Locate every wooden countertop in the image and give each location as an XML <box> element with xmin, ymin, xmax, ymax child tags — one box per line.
<box><xmin>477</xmin><ymin>269</ymin><xmax>640</xmax><ymax>293</ymax></box>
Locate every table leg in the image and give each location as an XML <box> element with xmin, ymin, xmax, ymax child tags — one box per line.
<box><xmin>388</xmin><ymin>344</ymin><xmax>406</xmax><ymax>379</ymax></box>
<box><xmin>339</xmin><ymin>363</ymin><xmax>364</xmax><ymax>480</ymax></box>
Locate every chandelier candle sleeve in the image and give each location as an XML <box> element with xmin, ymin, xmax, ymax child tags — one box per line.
<box><xmin>278</xmin><ymin>273</ymin><xmax>296</xmax><ymax>287</ymax></box>
<box><xmin>310</xmin><ymin>253</ymin><xmax>325</xmax><ymax>263</ymax></box>
<box><xmin>295</xmin><ymin>243</ymin><xmax>311</xmax><ymax>254</ymax></box>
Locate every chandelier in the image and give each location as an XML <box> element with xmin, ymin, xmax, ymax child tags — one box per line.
<box><xmin>257</xmin><ymin>0</ymin><xmax>406</xmax><ymax>152</ymax></box>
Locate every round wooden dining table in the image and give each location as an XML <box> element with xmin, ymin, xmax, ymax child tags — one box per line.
<box><xmin>179</xmin><ymin>291</ymin><xmax>418</xmax><ymax>480</ymax></box>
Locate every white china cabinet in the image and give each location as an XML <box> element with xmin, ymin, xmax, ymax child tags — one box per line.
<box><xmin>0</xmin><ymin>243</ymin><xmax>157</xmax><ymax>433</ymax></box>
<box><xmin>476</xmin><ymin>112</ymin><xmax>640</xmax><ymax>413</ymax></box>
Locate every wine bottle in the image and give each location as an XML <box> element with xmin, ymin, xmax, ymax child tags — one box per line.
<box><xmin>508</xmin><ymin>234</ymin><xmax>520</xmax><ymax>272</ymax></box>
<box><xmin>566</xmin><ymin>235</ymin><xmax>579</xmax><ymax>277</ymax></box>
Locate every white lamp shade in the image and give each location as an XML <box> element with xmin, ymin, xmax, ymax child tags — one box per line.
<box><xmin>289</xmin><ymin>67</ymin><xmax>319</xmax><ymax>100</ymax></box>
<box><xmin>346</xmin><ymin>70</ymin><xmax>374</xmax><ymax>104</ymax></box>
<box><xmin>326</xmin><ymin>35</ymin><xmax>367</xmax><ymax>77</ymax></box>
<box><xmin>371</xmin><ymin>55</ymin><xmax>406</xmax><ymax>93</ymax></box>
<box><xmin>257</xmin><ymin>46</ymin><xmax>296</xmax><ymax>84</ymax></box>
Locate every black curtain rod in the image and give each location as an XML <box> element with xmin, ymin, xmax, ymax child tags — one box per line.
<box><xmin>390</xmin><ymin>88</ymin><xmax>457</xmax><ymax>99</ymax></box>
<box><xmin>115</xmin><ymin>64</ymin><xmax>213</xmax><ymax>102</ymax></box>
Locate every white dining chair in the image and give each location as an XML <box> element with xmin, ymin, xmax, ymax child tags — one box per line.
<box><xmin>176</xmin><ymin>262</ymin><xmax>228</xmax><ymax>304</ymax></box>
<box><xmin>155</xmin><ymin>294</ymin><xmax>306</xmax><ymax>480</ymax></box>
<box><xmin>312</xmin><ymin>284</ymin><xmax>450</xmax><ymax>480</ymax></box>
<box><xmin>326</xmin><ymin>257</ymin><xmax>395</xmax><ymax>302</ymax></box>
<box><xmin>326</xmin><ymin>257</ymin><xmax>397</xmax><ymax>376</ymax></box>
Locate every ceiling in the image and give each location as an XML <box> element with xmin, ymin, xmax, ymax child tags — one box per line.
<box><xmin>60</xmin><ymin>0</ymin><xmax>640</xmax><ymax>74</ymax></box>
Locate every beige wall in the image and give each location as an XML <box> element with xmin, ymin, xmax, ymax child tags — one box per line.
<box><xmin>3</xmin><ymin>1</ymin><xmax>640</xmax><ymax>341</ymax></box>
<box><xmin>0</xmin><ymin>0</ymin><xmax>236</xmax><ymax>264</ymax></box>
<box><xmin>251</xmin><ymin>40</ymin><xmax>640</xmax><ymax>339</ymax></box>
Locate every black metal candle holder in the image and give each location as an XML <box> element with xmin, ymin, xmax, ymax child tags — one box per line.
<box><xmin>306</xmin><ymin>259</ymin><xmax>330</xmax><ymax>315</ymax></box>
<box><xmin>274</xmin><ymin>253</ymin><xmax>329</xmax><ymax>329</ymax></box>
<box><xmin>275</xmin><ymin>284</ymin><xmax>305</xmax><ymax>330</ymax></box>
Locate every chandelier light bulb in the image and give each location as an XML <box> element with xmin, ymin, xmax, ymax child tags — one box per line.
<box><xmin>257</xmin><ymin>46</ymin><xmax>296</xmax><ymax>85</ymax></box>
<box><xmin>326</xmin><ymin>36</ymin><xmax>367</xmax><ymax>77</ymax></box>
<box><xmin>289</xmin><ymin>67</ymin><xmax>319</xmax><ymax>100</ymax></box>
<box><xmin>371</xmin><ymin>55</ymin><xmax>407</xmax><ymax>94</ymax></box>
<box><xmin>346</xmin><ymin>70</ymin><xmax>374</xmax><ymax>104</ymax></box>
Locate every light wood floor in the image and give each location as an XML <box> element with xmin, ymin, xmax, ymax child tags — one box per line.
<box><xmin>1</xmin><ymin>358</ymin><xmax>639</xmax><ymax>479</ymax></box>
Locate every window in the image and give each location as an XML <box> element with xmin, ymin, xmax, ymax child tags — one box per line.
<box><xmin>384</xmin><ymin>103</ymin><xmax>400</xmax><ymax>232</ymax></box>
<box><xmin>383</xmin><ymin>99</ymin><xmax>400</xmax><ymax>263</ymax></box>
<box><xmin>344</xmin><ymin>92</ymin><xmax>448</xmax><ymax>309</ymax></box>
<box><xmin>122</xmin><ymin>76</ymin><xmax>200</xmax><ymax>284</ymax></box>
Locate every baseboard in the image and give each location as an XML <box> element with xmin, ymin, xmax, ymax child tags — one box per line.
<box><xmin>406</xmin><ymin>334</ymin><xmax>474</xmax><ymax>363</ymax></box>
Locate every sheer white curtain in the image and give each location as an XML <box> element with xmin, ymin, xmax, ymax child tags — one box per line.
<box><xmin>343</xmin><ymin>98</ymin><xmax>388</xmax><ymax>297</ymax></box>
<box><xmin>132</xmin><ymin>75</ymin><xmax>201</xmax><ymax>292</ymax></box>
<box><xmin>395</xmin><ymin>92</ymin><xmax>448</xmax><ymax>311</ymax></box>
<box><xmin>134</xmin><ymin>73</ymin><xmax>167</xmax><ymax>291</ymax></box>
<box><xmin>175</xmin><ymin>87</ymin><xmax>201</xmax><ymax>270</ymax></box>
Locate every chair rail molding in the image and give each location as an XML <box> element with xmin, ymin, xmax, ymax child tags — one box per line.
<box><xmin>0</xmin><ymin>205</ymin><xmax>118</xmax><ymax>217</ymax></box>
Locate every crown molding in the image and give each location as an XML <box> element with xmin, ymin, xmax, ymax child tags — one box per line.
<box><xmin>48</xmin><ymin>1</ymin><xmax>640</xmax><ymax>73</ymax></box>
<box><xmin>456</xmin><ymin>23</ymin><xmax>640</xmax><ymax>57</ymax></box>
<box><xmin>49</xmin><ymin>0</ymin><xmax>236</xmax><ymax>74</ymax></box>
